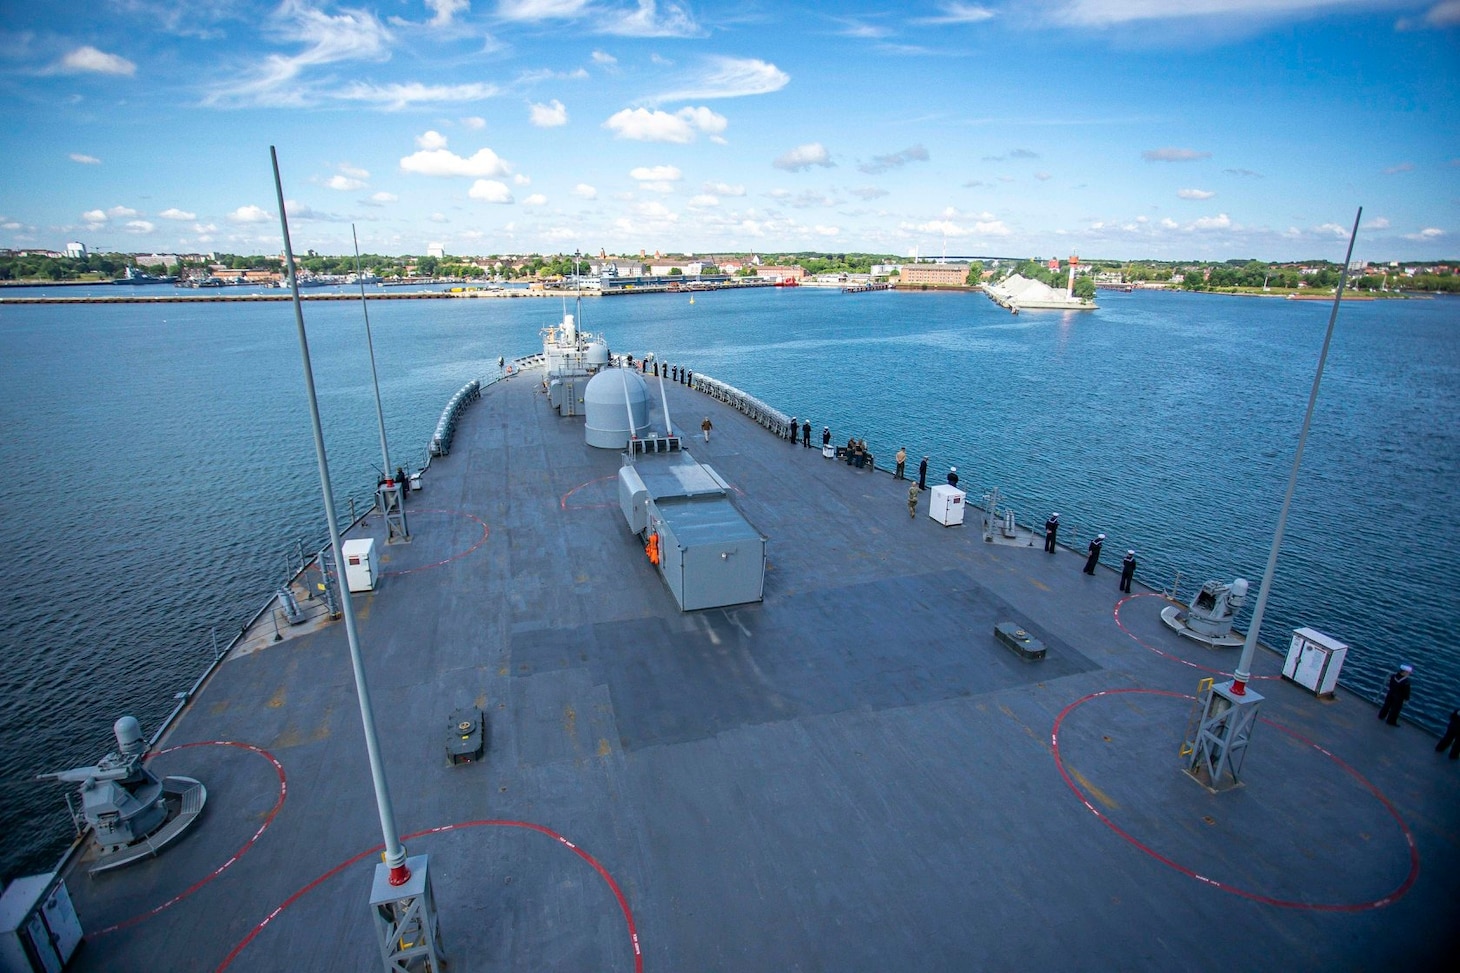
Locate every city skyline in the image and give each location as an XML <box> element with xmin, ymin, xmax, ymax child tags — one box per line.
<box><xmin>1</xmin><ymin>1</ymin><xmax>1456</xmax><ymax>263</ymax></box>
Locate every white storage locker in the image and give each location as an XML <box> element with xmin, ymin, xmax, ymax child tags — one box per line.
<box><xmin>342</xmin><ymin>538</ymin><xmax>378</xmax><ymax>593</ymax></box>
<box><xmin>1282</xmin><ymin>627</ymin><xmax>1348</xmax><ymax>697</ymax></box>
<box><xmin>929</xmin><ymin>485</ymin><xmax>965</xmax><ymax>527</ymax></box>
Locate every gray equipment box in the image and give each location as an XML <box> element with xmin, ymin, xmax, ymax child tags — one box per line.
<box><xmin>651</xmin><ymin>495</ymin><xmax>766</xmax><ymax>611</ymax></box>
<box><xmin>1</xmin><ymin>873</ymin><xmax>82</xmax><ymax>973</ymax></box>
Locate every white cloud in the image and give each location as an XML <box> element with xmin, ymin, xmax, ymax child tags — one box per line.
<box><xmin>688</xmin><ymin>194</ymin><xmax>720</xmax><ymax>207</ymax></box>
<box><xmin>468</xmin><ymin>180</ymin><xmax>513</xmax><ymax>203</ymax></box>
<box><xmin>630</xmin><ymin>165</ymin><xmax>683</xmax><ymax>183</ymax></box>
<box><xmin>1415</xmin><ymin>227</ymin><xmax>1445</xmax><ymax>239</ymax></box>
<box><xmin>600</xmin><ymin>0</ymin><xmax>701</xmax><ymax>37</ymax></box>
<box><xmin>1191</xmin><ymin>213</ymin><xmax>1232</xmax><ymax>230</ymax></box>
<box><xmin>205</xmin><ymin>4</ymin><xmax>391</xmax><ymax>107</ymax></box>
<box><xmin>572</xmin><ymin>183</ymin><xmax>598</xmax><ymax>199</ymax></box>
<box><xmin>107</xmin><ymin>206</ymin><xmax>138</xmax><ymax>218</ymax></box>
<box><xmin>123</xmin><ymin>220</ymin><xmax>155</xmax><ymax>233</ymax></box>
<box><xmin>812</xmin><ymin>225</ymin><xmax>841</xmax><ymax>237</ymax></box>
<box><xmin>1418</xmin><ymin>1</ymin><xmax>1460</xmax><ymax>27</ymax></box>
<box><xmin>426</xmin><ymin>0</ymin><xmax>469</xmax><ymax>26</ymax></box>
<box><xmin>328</xmin><ymin>175</ymin><xmax>368</xmax><ymax>191</ymax></box>
<box><xmin>592</xmin><ymin>50</ymin><xmax>618</xmax><ymax>66</ymax></box>
<box><xmin>1056</xmin><ymin>1</ymin><xmax>1374</xmax><ymax>26</ymax></box>
<box><xmin>370</xmin><ymin>192</ymin><xmax>399</xmax><ymax>203</ymax></box>
<box><xmin>428</xmin><ymin>212</ymin><xmax>449</xmax><ymax>223</ymax></box>
<box><xmin>704</xmin><ymin>181</ymin><xmax>745</xmax><ymax>196</ymax></box>
<box><xmin>1365</xmin><ymin>216</ymin><xmax>1391</xmax><ymax>229</ymax></box>
<box><xmin>81</xmin><ymin>209</ymin><xmax>107</xmax><ymax>223</ymax></box>
<box><xmin>69</xmin><ymin>153</ymin><xmax>101</xmax><ymax>165</ymax></box>
<box><xmin>58</xmin><ymin>46</ymin><xmax>136</xmax><ymax>76</ymax></box>
<box><xmin>335</xmin><ymin>81</ymin><xmax>497</xmax><ymax>110</ymax></box>
<box><xmin>497</xmin><ymin>0</ymin><xmax>591</xmax><ymax>20</ymax></box>
<box><xmin>513</xmin><ymin>173</ymin><xmax>531</xmax><ymax>186</ymax></box>
<box><xmin>523</xmin><ymin>193</ymin><xmax>548</xmax><ymax>206</ymax></box>
<box><xmin>1178</xmin><ymin>188</ymin><xmax>1216</xmax><ymax>200</ymax></box>
<box><xmin>401</xmin><ymin>145</ymin><xmax>511</xmax><ymax>177</ymax></box>
<box><xmin>192</xmin><ymin>223</ymin><xmax>217</xmax><ymax>234</ymax></box>
<box><xmin>914</xmin><ymin>3</ymin><xmax>996</xmax><ymax>25</ymax></box>
<box><xmin>159</xmin><ymin>208</ymin><xmax>196</xmax><ymax>220</ymax></box>
<box><xmin>1161</xmin><ymin>218</ymin><xmax>1179</xmax><ymax>229</ymax></box>
<box><xmin>1143</xmin><ymin>147</ymin><xmax>1211</xmax><ymax>162</ymax></box>
<box><xmin>911</xmin><ymin>220</ymin><xmax>971</xmax><ymax>237</ymax></box>
<box><xmin>339</xmin><ymin>164</ymin><xmax>370</xmax><ymax>179</ymax></box>
<box><xmin>228</xmin><ymin>205</ymin><xmax>273</xmax><ymax>223</ymax></box>
<box><xmin>529</xmin><ymin>99</ymin><xmax>569</xmax><ymax>127</ymax></box>
<box><xmin>773</xmin><ymin>143</ymin><xmax>834</xmax><ymax>172</ymax></box>
<box><xmin>657</xmin><ymin>56</ymin><xmax>790</xmax><ymax>101</ymax></box>
<box><xmin>417</xmin><ymin>130</ymin><xmax>450</xmax><ymax>150</ymax></box>
<box><xmin>461</xmin><ymin>116</ymin><xmax>487</xmax><ymax>130</ymax></box>
<box><xmin>860</xmin><ymin>145</ymin><xmax>929</xmax><ymax>175</ymax></box>
<box><xmin>604</xmin><ymin>106</ymin><xmax>727</xmax><ymax>143</ymax></box>
<box><xmin>282</xmin><ymin>199</ymin><xmax>316</xmax><ymax>219</ymax></box>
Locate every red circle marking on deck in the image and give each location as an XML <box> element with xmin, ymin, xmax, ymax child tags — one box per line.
<box><xmin>380</xmin><ymin>510</ymin><xmax>490</xmax><ymax>576</ymax></box>
<box><xmin>1113</xmin><ymin>592</ymin><xmax>1279</xmax><ymax>681</ymax></box>
<box><xmin>561</xmin><ymin>474</ymin><xmax>618</xmax><ymax>511</ymax></box>
<box><xmin>1051</xmin><ymin>688</ymin><xmax>1419</xmax><ymax>912</ymax></box>
<box><xmin>93</xmin><ymin>742</ymin><xmax>287</xmax><ymax>936</ymax></box>
<box><xmin>216</xmin><ymin>819</ymin><xmax>641</xmax><ymax>973</ymax></box>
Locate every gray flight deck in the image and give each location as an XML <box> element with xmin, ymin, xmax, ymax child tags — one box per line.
<box><xmin>54</xmin><ymin>361</ymin><xmax>1460</xmax><ymax>971</ymax></box>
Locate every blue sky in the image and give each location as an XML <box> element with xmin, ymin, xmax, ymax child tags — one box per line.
<box><xmin>0</xmin><ymin>0</ymin><xmax>1456</xmax><ymax>261</ymax></box>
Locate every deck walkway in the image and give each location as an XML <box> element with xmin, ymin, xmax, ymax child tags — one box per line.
<box><xmin>62</xmin><ymin>361</ymin><xmax>1460</xmax><ymax>971</ymax></box>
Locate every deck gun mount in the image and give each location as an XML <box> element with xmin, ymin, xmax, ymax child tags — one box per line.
<box><xmin>38</xmin><ymin>716</ymin><xmax>206</xmax><ymax>874</ymax></box>
<box><xmin>1160</xmin><ymin>578</ymin><xmax>1249</xmax><ymax>648</ymax></box>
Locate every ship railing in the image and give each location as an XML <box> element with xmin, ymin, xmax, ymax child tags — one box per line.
<box><xmin>692</xmin><ymin>373</ymin><xmax>793</xmax><ymax>439</ymax></box>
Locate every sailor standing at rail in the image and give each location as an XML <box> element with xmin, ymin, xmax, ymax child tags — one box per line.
<box><xmin>1044</xmin><ymin>513</ymin><xmax>1059</xmax><ymax>553</ymax></box>
<box><xmin>789</xmin><ymin>416</ymin><xmax>798</xmax><ymax>444</ymax></box>
<box><xmin>946</xmin><ymin>467</ymin><xmax>959</xmax><ymax>488</ymax></box>
<box><xmin>1083</xmin><ymin>533</ymin><xmax>1104</xmax><ymax>575</ymax></box>
<box><xmin>895</xmin><ymin>447</ymin><xmax>907</xmax><ymax>480</ymax></box>
<box><xmin>1378</xmin><ymin>664</ymin><xmax>1413</xmax><ymax>726</ymax></box>
<box><xmin>1436</xmin><ymin>707</ymin><xmax>1460</xmax><ymax>759</ymax></box>
<box><xmin>1119</xmin><ymin>550</ymin><xmax>1137</xmax><ymax>592</ymax></box>
<box><xmin>918</xmin><ymin>457</ymin><xmax>928</xmax><ymax>491</ymax></box>
<box><xmin>822</xmin><ymin>426</ymin><xmax>831</xmax><ymax>448</ymax></box>
<box><xmin>802</xmin><ymin>419</ymin><xmax>811</xmax><ymax>447</ymax></box>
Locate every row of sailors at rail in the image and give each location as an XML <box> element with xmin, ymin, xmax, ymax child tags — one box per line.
<box><xmin>622</xmin><ymin>353</ymin><xmax>691</xmax><ymax>385</ymax></box>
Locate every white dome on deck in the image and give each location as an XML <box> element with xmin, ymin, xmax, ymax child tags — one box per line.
<box><xmin>584</xmin><ymin>368</ymin><xmax>651</xmax><ymax>449</ymax></box>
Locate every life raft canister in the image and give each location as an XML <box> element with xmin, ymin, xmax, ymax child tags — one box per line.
<box><xmin>645</xmin><ymin>532</ymin><xmax>660</xmax><ymax>565</ymax></box>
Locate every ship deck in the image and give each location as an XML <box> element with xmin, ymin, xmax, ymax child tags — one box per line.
<box><xmin>60</xmin><ymin>362</ymin><xmax>1459</xmax><ymax>971</ymax></box>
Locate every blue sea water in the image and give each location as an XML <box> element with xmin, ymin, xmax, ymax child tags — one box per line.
<box><xmin>1</xmin><ymin>285</ymin><xmax>1457</xmax><ymax>879</ymax></box>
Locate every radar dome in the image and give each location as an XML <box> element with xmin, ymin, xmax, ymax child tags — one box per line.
<box><xmin>584</xmin><ymin>368</ymin><xmax>651</xmax><ymax>449</ymax></box>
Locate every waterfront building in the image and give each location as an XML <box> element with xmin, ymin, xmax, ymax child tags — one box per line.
<box><xmin>755</xmin><ymin>264</ymin><xmax>806</xmax><ymax>283</ymax></box>
<box><xmin>899</xmin><ymin>262</ymin><xmax>971</xmax><ymax>287</ymax></box>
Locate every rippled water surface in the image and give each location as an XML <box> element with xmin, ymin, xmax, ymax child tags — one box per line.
<box><xmin>1</xmin><ymin>286</ymin><xmax>1456</xmax><ymax>878</ymax></box>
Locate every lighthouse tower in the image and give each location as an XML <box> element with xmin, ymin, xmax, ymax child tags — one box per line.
<box><xmin>1066</xmin><ymin>255</ymin><xmax>1079</xmax><ymax>298</ymax></box>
